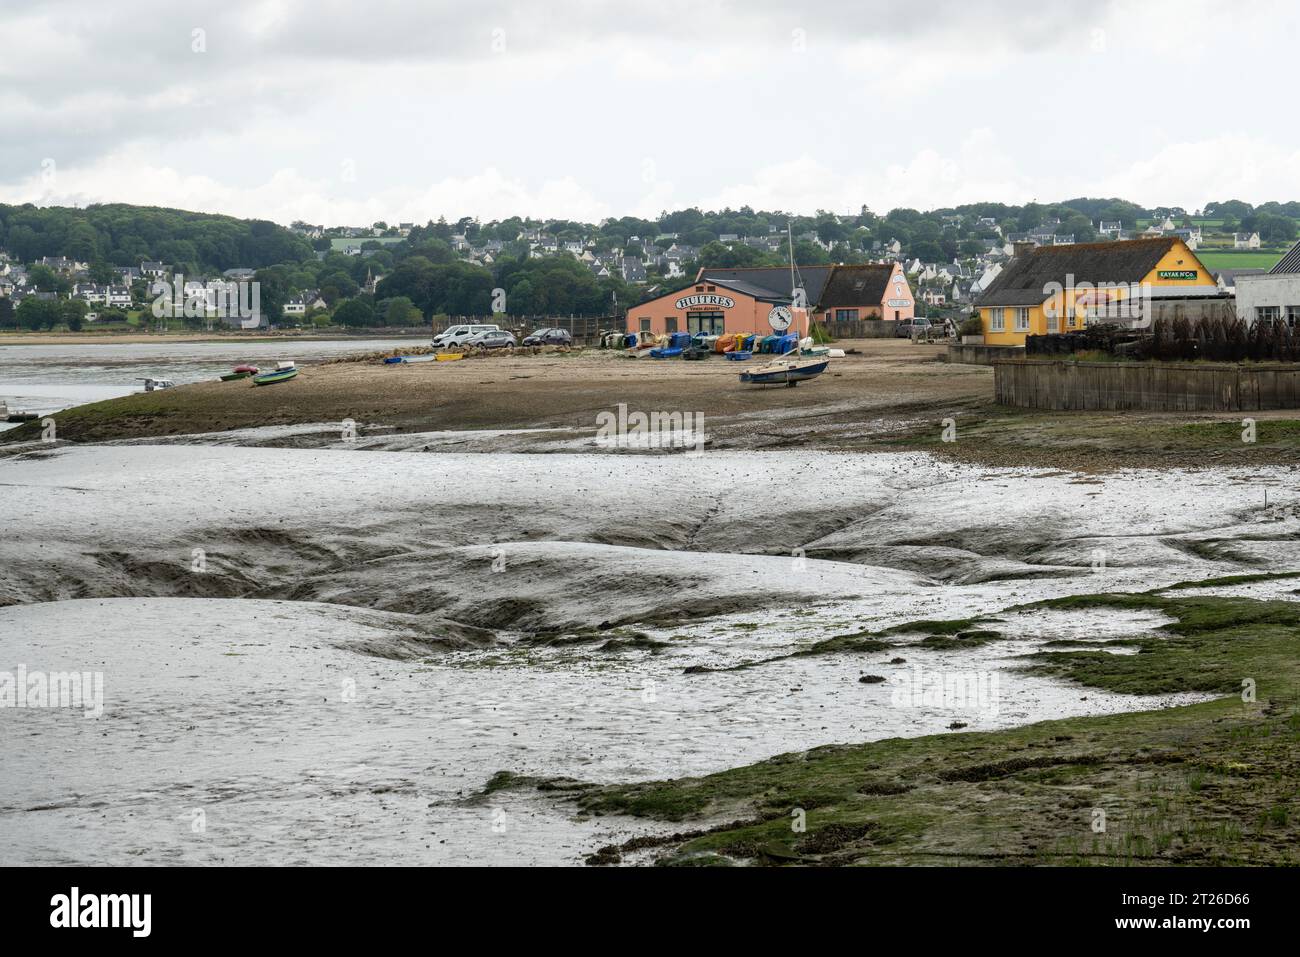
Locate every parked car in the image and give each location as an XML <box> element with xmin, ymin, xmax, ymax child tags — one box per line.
<box><xmin>522</xmin><ymin>327</ymin><xmax>573</xmax><ymax>346</ymax></box>
<box><xmin>433</xmin><ymin>323</ymin><xmax>501</xmax><ymax>347</ymax></box>
<box><xmin>464</xmin><ymin>329</ymin><xmax>517</xmax><ymax>349</ymax></box>
<box><xmin>897</xmin><ymin>317</ymin><xmax>941</xmax><ymax>341</ymax></box>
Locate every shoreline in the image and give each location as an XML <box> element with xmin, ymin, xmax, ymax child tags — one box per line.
<box><xmin>5</xmin><ymin>338</ymin><xmax>1300</xmax><ymax>470</ymax></box>
<box><xmin>0</xmin><ymin>330</ymin><xmax>432</xmax><ymax>346</ymax></box>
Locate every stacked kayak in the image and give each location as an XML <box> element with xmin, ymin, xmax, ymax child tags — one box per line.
<box><xmin>650</xmin><ymin>332</ymin><xmax>692</xmax><ymax>358</ymax></box>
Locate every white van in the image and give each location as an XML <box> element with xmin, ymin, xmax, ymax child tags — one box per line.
<box><xmin>434</xmin><ymin>323</ymin><xmax>501</xmax><ymax>347</ymax></box>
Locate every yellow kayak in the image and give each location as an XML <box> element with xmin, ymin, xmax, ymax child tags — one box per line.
<box><xmin>435</xmin><ymin>353</ymin><xmax>464</xmax><ymax>362</ymax></box>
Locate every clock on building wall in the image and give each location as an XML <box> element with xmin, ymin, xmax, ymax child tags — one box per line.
<box><xmin>768</xmin><ymin>305</ymin><xmax>793</xmax><ymax>331</ymax></box>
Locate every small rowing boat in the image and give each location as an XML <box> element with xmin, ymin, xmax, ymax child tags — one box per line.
<box><xmin>252</xmin><ymin>366</ymin><xmax>298</xmax><ymax>386</ymax></box>
<box><xmin>435</xmin><ymin>353</ymin><xmax>464</xmax><ymax>362</ymax></box>
<box><xmin>220</xmin><ymin>364</ymin><xmax>260</xmax><ymax>381</ymax></box>
<box><xmin>739</xmin><ymin>355</ymin><xmax>829</xmax><ymax>386</ymax></box>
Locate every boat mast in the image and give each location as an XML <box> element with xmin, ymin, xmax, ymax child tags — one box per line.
<box><xmin>788</xmin><ymin>222</ymin><xmax>798</xmax><ymax>336</ymax></box>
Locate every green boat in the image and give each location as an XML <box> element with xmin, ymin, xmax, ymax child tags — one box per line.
<box><xmin>252</xmin><ymin>367</ymin><xmax>298</xmax><ymax>386</ymax></box>
<box><xmin>220</xmin><ymin>371</ymin><xmax>253</xmax><ymax>381</ymax></box>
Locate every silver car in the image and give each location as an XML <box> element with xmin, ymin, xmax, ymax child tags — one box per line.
<box><xmin>464</xmin><ymin>329</ymin><xmax>517</xmax><ymax>349</ymax></box>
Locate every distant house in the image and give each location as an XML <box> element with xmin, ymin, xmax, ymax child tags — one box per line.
<box><xmin>140</xmin><ymin>261</ymin><xmax>168</xmax><ymax>278</ymax></box>
<box><xmin>38</xmin><ymin>255</ymin><xmax>87</xmax><ymax>273</ymax></box>
<box><xmin>970</xmin><ymin>262</ymin><xmax>1004</xmax><ymax>295</ymax></box>
<box><xmin>1214</xmin><ymin>268</ymin><xmax>1266</xmax><ymax>293</ymax></box>
<box><xmin>222</xmin><ymin>268</ymin><xmax>257</xmax><ymax>281</ymax></box>
<box><xmin>283</xmin><ymin>289</ymin><xmax>326</xmax><ymax>317</ymax></box>
<box><xmin>1098</xmin><ymin>220</ymin><xmax>1124</xmax><ymax>237</ymax></box>
<box><xmin>71</xmin><ymin>283</ymin><xmax>131</xmax><ymax>307</ymax></box>
<box><xmin>621</xmin><ymin>257</ymin><xmax>647</xmax><ymax>283</ymax></box>
<box><xmin>1234</xmin><ymin>232</ymin><xmax>1262</xmax><ymax>250</ymax></box>
<box><xmin>1171</xmin><ymin>226</ymin><xmax>1202</xmax><ymax>249</ymax></box>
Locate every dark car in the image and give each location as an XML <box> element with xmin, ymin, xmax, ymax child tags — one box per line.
<box><xmin>522</xmin><ymin>327</ymin><xmax>573</xmax><ymax>346</ymax></box>
<box><xmin>465</xmin><ymin>329</ymin><xmax>518</xmax><ymax>349</ymax></box>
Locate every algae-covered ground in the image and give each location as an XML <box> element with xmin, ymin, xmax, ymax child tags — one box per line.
<box><xmin>512</xmin><ymin>583</ymin><xmax>1300</xmax><ymax>866</ymax></box>
<box><xmin>875</xmin><ymin>408</ymin><xmax>1300</xmax><ymax>471</ymax></box>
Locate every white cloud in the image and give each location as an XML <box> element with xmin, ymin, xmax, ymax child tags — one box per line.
<box><xmin>0</xmin><ymin>0</ymin><xmax>1296</xmax><ymax>222</ymax></box>
<box><xmin>1092</xmin><ymin>137</ymin><xmax>1300</xmax><ymax>209</ymax></box>
<box><xmin>0</xmin><ymin>149</ymin><xmax>614</xmax><ymax>224</ymax></box>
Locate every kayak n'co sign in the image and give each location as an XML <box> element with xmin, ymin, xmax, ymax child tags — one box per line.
<box><xmin>1157</xmin><ymin>270</ymin><xmax>1198</xmax><ymax>281</ymax></box>
<box><xmin>674</xmin><ymin>293</ymin><xmax>735</xmax><ymax>309</ymax></box>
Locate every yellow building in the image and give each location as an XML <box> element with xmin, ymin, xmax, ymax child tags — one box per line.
<box><xmin>976</xmin><ymin>237</ymin><xmax>1219</xmax><ymax>346</ymax></box>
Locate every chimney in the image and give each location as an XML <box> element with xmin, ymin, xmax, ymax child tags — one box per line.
<box><xmin>1012</xmin><ymin>241</ymin><xmax>1036</xmax><ymax>259</ymax></box>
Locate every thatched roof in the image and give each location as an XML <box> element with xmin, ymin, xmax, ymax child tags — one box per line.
<box><xmin>977</xmin><ymin>237</ymin><xmax>1185</xmax><ymax>307</ymax></box>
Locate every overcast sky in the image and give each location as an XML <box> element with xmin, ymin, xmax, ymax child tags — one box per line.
<box><xmin>1</xmin><ymin>0</ymin><xmax>1296</xmax><ymax>225</ymax></box>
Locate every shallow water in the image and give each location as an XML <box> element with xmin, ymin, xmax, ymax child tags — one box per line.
<box><xmin>2</xmin><ymin>443</ymin><xmax>1296</xmax><ymax>864</ymax></box>
<box><xmin>0</xmin><ymin>338</ymin><xmax>423</xmax><ymax>420</ymax></box>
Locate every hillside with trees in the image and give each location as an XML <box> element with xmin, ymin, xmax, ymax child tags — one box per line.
<box><xmin>3</xmin><ymin>198</ymin><xmax>1299</xmax><ymax>329</ymax></box>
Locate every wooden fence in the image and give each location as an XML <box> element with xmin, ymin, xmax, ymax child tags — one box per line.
<box><xmin>994</xmin><ymin>358</ymin><xmax>1300</xmax><ymax>411</ymax></box>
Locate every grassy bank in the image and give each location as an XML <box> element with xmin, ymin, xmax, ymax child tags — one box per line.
<box><xmin>516</xmin><ymin>586</ymin><xmax>1300</xmax><ymax>865</ymax></box>
<box><xmin>877</xmin><ymin>407</ymin><xmax>1300</xmax><ymax>470</ymax></box>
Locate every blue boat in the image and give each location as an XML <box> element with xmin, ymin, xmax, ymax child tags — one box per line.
<box><xmin>739</xmin><ymin>356</ymin><xmax>829</xmax><ymax>386</ymax></box>
<box><xmin>725</xmin><ymin>351</ymin><xmax>752</xmax><ymax>361</ymax></box>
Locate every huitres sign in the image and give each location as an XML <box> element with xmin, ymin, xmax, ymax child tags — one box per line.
<box><xmin>675</xmin><ymin>293</ymin><xmax>735</xmax><ymax>309</ymax></box>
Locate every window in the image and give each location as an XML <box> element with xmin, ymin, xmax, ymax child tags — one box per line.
<box><xmin>686</xmin><ymin>311</ymin><xmax>725</xmax><ymax>335</ymax></box>
<box><xmin>706</xmin><ymin>285</ymin><xmax>716</xmax><ymax>292</ymax></box>
<box><xmin>1256</xmin><ymin>306</ymin><xmax>1281</xmax><ymax>326</ymax></box>
<box><xmin>833</xmin><ymin>308</ymin><xmax>859</xmax><ymax>321</ymax></box>
<box><xmin>1287</xmin><ymin>306</ymin><xmax>1300</xmax><ymax>329</ymax></box>
<box><xmin>988</xmin><ymin>308</ymin><xmax>1005</xmax><ymax>332</ymax></box>
<box><xmin>664</xmin><ymin>317</ymin><xmax>678</xmax><ymax>334</ymax></box>
<box><xmin>1066</xmin><ymin>306</ymin><xmax>1077</xmax><ymax>328</ymax></box>
<box><xmin>639</xmin><ymin>317</ymin><xmax>651</xmax><ymax>332</ymax></box>
<box><xmin>1013</xmin><ymin>307</ymin><xmax>1030</xmax><ymax>332</ymax></box>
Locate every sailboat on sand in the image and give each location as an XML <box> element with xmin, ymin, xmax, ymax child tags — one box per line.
<box><xmin>738</xmin><ymin>224</ymin><xmax>832</xmax><ymax>387</ymax></box>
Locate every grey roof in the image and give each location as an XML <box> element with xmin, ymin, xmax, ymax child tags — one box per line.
<box><xmin>701</xmin><ymin>277</ymin><xmax>791</xmax><ymax>303</ymax></box>
<box><xmin>819</xmin><ymin>264</ymin><xmax>897</xmax><ymax>307</ymax></box>
<box><xmin>1269</xmin><ymin>239</ymin><xmax>1300</xmax><ymax>274</ymax></box>
<box><xmin>1215</xmin><ymin>268</ymin><xmax>1267</xmax><ymax>287</ymax></box>
<box><xmin>698</xmin><ymin>265</ymin><xmax>835</xmax><ymax>305</ymax></box>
